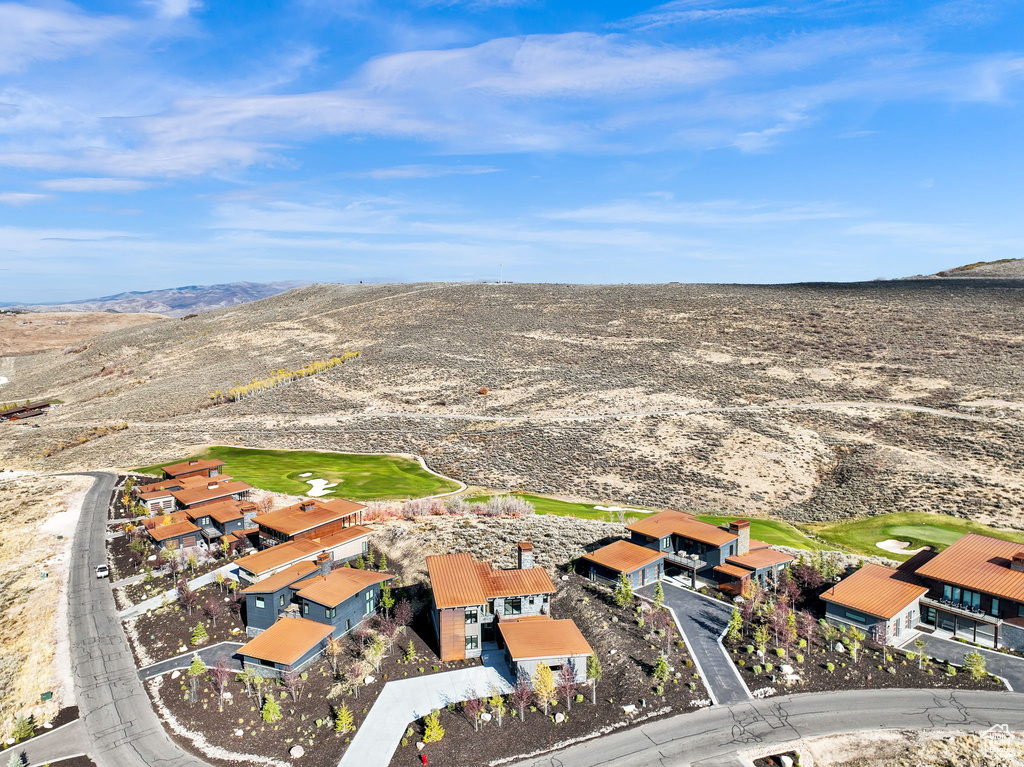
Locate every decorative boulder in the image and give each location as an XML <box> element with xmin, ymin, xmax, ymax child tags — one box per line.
<box><xmin>364</xmin><ymin>675</ymin><xmax>376</xmax><ymax>685</ymax></box>
<box><xmin>622</xmin><ymin>704</ymin><xmax>636</xmax><ymax>714</ymax></box>
<box><xmin>416</xmin><ymin>742</ymin><xmax>425</xmax><ymax>751</ymax></box>
<box><xmin>478</xmin><ymin>387</ymin><xmax>489</xmax><ymax>395</ymax></box>
<box><xmin>171</xmin><ymin>671</ymin><xmax>180</xmax><ymax>680</ymax></box>
<box><xmin>780</xmin><ymin>756</ymin><xmax>794</xmax><ymax>767</ymax></box>
<box><xmin>780</xmin><ymin>665</ymin><xmax>794</xmax><ymax>675</ymax></box>
<box><xmin>480</xmin><ymin>713</ymin><xmax>492</xmax><ymax>723</ymax></box>
<box><xmin>835</xmin><ymin>643</ymin><xmax>845</xmax><ymax>653</ymax></box>
<box><xmin>234</xmin><ymin>729</ymin><xmax>244</xmax><ymax>737</ymax></box>
<box><xmin>289</xmin><ymin>745</ymin><xmax>304</xmax><ymax>758</ymax></box>
<box><xmin>554</xmin><ymin>713</ymin><xmax>565</xmax><ymax>723</ymax></box>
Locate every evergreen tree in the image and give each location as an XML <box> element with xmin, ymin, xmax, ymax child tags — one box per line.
<box><xmin>652</xmin><ymin>581</ymin><xmax>664</xmax><ymax>611</ymax></box>
<box><xmin>404</xmin><ymin>639</ymin><xmax>416</xmax><ymax>663</ymax></box>
<box><xmin>6</xmin><ymin>752</ymin><xmax>25</xmax><ymax>767</ymax></box>
<box><xmin>379</xmin><ymin>581</ymin><xmax>395</xmax><ymax>616</ymax></box>
<box><xmin>653</xmin><ymin>654</ymin><xmax>671</xmax><ymax>685</ymax></box>
<box><xmin>191</xmin><ymin>622</ymin><xmax>209</xmax><ymax>645</ymax></box>
<box><xmin>422</xmin><ymin>709</ymin><xmax>444</xmax><ymax>743</ymax></box>
<box><xmin>614</xmin><ymin>572</ymin><xmax>634</xmax><ymax>608</ymax></box>
<box><xmin>333</xmin><ymin>702</ymin><xmax>354</xmax><ymax>733</ymax></box>
<box><xmin>262</xmin><ymin>693</ymin><xmax>283</xmax><ymax>723</ymax></box>
<box><xmin>10</xmin><ymin>714</ymin><xmax>34</xmax><ymax>742</ymax></box>
<box><xmin>378</xmin><ymin>551</ymin><xmax>388</xmax><ymax>570</ymax></box>
<box><xmin>187</xmin><ymin>654</ymin><xmax>205</xmax><ymax>702</ymax></box>
<box><xmin>726</xmin><ymin>608</ymin><xmax>743</xmax><ymax>644</ymax></box>
<box><xmin>963</xmin><ymin>650</ymin><xmax>987</xmax><ymax>679</ymax></box>
<box><xmin>354</xmin><ymin>554</ymin><xmax>365</xmax><ymax>570</ymax></box>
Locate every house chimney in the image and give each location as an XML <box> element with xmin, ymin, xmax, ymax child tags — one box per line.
<box><xmin>241</xmin><ymin>503</ymin><xmax>258</xmax><ymax>528</ymax></box>
<box><xmin>300</xmin><ymin>501</ymin><xmax>315</xmax><ymax>512</ymax></box>
<box><xmin>317</xmin><ymin>551</ymin><xmax>331</xmax><ymax>577</ymax></box>
<box><xmin>729</xmin><ymin>520</ymin><xmax>751</xmax><ymax>556</ymax></box>
<box><xmin>207</xmin><ymin>482</ymin><xmax>218</xmax><ymax>490</ymax></box>
<box><xmin>518</xmin><ymin>542</ymin><xmax>534</xmax><ymax>570</ymax></box>
<box><xmin>1012</xmin><ymin>553</ymin><xmax>1024</xmax><ymax>573</ymax></box>
<box><xmin>189</xmin><ymin>460</ymin><xmax>199</xmax><ymax>465</ymax></box>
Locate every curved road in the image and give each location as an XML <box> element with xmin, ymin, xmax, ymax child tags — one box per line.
<box><xmin>67</xmin><ymin>471</ymin><xmax>207</xmax><ymax>767</ymax></box>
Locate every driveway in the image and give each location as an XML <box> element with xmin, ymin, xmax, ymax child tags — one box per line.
<box><xmin>509</xmin><ymin>688</ymin><xmax>1024</xmax><ymax>767</ymax></box>
<box><xmin>639</xmin><ymin>582</ymin><xmax>750</xmax><ymax>705</ymax></box>
<box><xmin>138</xmin><ymin>642</ymin><xmax>244</xmax><ymax>680</ymax></box>
<box><xmin>899</xmin><ymin>634</ymin><xmax>1024</xmax><ymax>691</ymax></box>
<box><xmin>67</xmin><ymin>471</ymin><xmax>208</xmax><ymax>767</ymax></box>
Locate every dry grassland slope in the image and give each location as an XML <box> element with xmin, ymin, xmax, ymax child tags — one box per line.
<box><xmin>2</xmin><ymin>281</ymin><xmax>1022</xmax><ymax>526</ymax></box>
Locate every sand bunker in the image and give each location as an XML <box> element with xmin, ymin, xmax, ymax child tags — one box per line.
<box><xmin>876</xmin><ymin>539</ymin><xmax>926</xmax><ymax>555</ymax></box>
<box><xmin>305</xmin><ymin>478</ymin><xmax>339</xmax><ymax>497</ymax></box>
<box><xmin>298</xmin><ymin>472</ymin><xmax>312</xmax><ymax>477</ymax></box>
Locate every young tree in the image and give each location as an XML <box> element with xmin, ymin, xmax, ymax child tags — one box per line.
<box><xmin>187</xmin><ymin>654</ymin><xmax>205</xmax><ymax>703</ymax></box>
<box><xmin>345</xmin><ymin>661</ymin><xmax>364</xmax><ymax>699</ymax></box>
<box><xmin>354</xmin><ymin>554</ymin><xmax>365</xmax><ymax>570</ymax></box>
<box><xmin>333</xmin><ymin>702</ymin><xmax>354</xmax><ymax>733</ymax></box>
<box><xmin>819</xmin><ymin>620</ymin><xmax>840</xmax><ymax>652</ymax></box>
<box><xmin>652</xmin><ymin>654</ymin><xmax>671</xmax><ymax>687</ymax></box>
<box><xmin>325</xmin><ymin>636</ymin><xmax>344</xmax><ymax>675</ymax></box>
<box><xmin>753</xmin><ymin>624</ymin><xmax>770</xmax><ymax>657</ymax></box>
<box><xmin>365</xmin><ymin>634</ymin><xmax>387</xmax><ymax>672</ymax></box>
<box><xmin>394</xmin><ymin>599</ymin><xmax>413</xmax><ymax>631</ymax></box>
<box><xmin>379</xmin><ymin>581</ymin><xmax>395</xmax><ymax>618</ymax></box>
<box><xmin>652</xmin><ymin>581</ymin><xmax>664</xmax><ymax>611</ymax></box>
<box><xmin>236</xmin><ymin>667</ymin><xmax>257</xmax><ymax>700</ymax></box>
<box><xmin>726</xmin><ymin>608</ymin><xmax>743</xmax><ymax>644</ymax></box>
<box><xmin>422</xmin><ymin>709</ymin><xmax>444</xmax><ymax>743</ymax></box>
<box><xmin>203</xmin><ymin>597</ymin><xmax>225</xmax><ymax>628</ymax></box>
<box><xmin>797</xmin><ymin>611</ymin><xmax>817</xmax><ymax>649</ymax></box>
<box><xmin>282</xmin><ymin>669</ymin><xmax>303</xmax><ymax>701</ymax></box>
<box><xmin>210</xmin><ymin>657</ymin><xmax>232</xmax><ymax>711</ymax></box>
<box><xmin>6</xmin><ymin>752</ymin><xmax>25</xmax><ymax>767</ymax></box>
<box><xmin>586</xmin><ymin>654</ymin><xmax>602</xmax><ymax>705</ymax></box>
<box><xmin>614</xmin><ymin>572</ymin><xmax>634</xmax><ymax>608</ymax></box>
<box><xmin>848</xmin><ymin>627</ymin><xmax>866</xmax><ymax>664</ymax></box>
<box><xmin>487</xmin><ymin>685</ymin><xmax>506</xmax><ymax>727</ymax></box>
<box><xmin>404</xmin><ymin>639</ymin><xmax>416</xmax><ymax>663</ymax></box>
<box><xmin>214</xmin><ymin>570</ymin><xmax>227</xmax><ymax>593</ymax></box>
<box><xmin>191</xmin><ymin>622</ymin><xmax>209</xmax><ymax>645</ymax></box>
<box><xmin>463</xmin><ymin>692</ymin><xmax>483</xmax><ymax>732</ymax></box>
<box><xmin>510</xmin><ymin>670</ymin><xmax>532</xmax><ymax>720</ymax></box>
<box><xmin>10</xmin><ymin>715</ymin><xmax>34</xmax><ymax>742</ymax></box>
<box><xmin>532</xmin><ymin>664</ymin><xmax>557</xmax><ymax>715</ymax></box>
<box><xmin>377</xmin><ymin>551</ymin><xmax>388</xmax><ymax>570</ymax></box>
<box><xmin>963</xmin><ymin>650</ymin><xmax>987</xmax><ymax>679</ymax></box>
<box><xmin>556</xmin><ymin>662</ymin><xmax>580</xmax><ymax>711</ymax></box>
<box><xmin>262</xmin><ymin>693</ymin><xmax>283</xmax><ymax>723</ymax></box>
<box><xmin>177</xmin><ymin>577</ymin><xmax>198</xmax><ymax>616</ymax></box>
<box><xmin>914</xmin><ymin>637</ymin><xmax>927</xmax><ymax>670</ymax></box>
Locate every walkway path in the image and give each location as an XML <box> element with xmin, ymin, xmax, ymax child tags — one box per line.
<box><xmin>338</xmin><ymin>651</ymin><xmax>515</xmax><ymax>767</ymax></box>
<box><xmin>509</xmin><ymin>689</ymin><xmax>1024</xmax><ymax>767</ymax></box>
<box><xmin>640</xmin><ymin>582</ymin><xmax>750</xmax><ymax>705</ymax></box>
<box><xmin>899</xmin><ymin>634</ymin><xmax>1024</xmax><ymax>691</ymax></box>
<box><xmin>67</xmin><ymin>471</ymin><xmax>208</xmax><ymax>767</ymax></box>
<box><xmin>118</xmin><ymin>563</ymin><xmax>237</xmax><ymax>619</ymax></box>
<box><xmin>138</xmin><ymin>642</ymin><xmax>244</xmax><ymax>680</ymax></box>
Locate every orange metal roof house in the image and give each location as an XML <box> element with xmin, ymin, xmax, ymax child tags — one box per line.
<box><xmin>241</xmin><ymin>561</ymin><xmax>320</xmax><ymax>595</ymax></box>
<box><xmin>627</xmin><ymin>510</ymin><xmax>738</xmax><ymax>547</ymax></box>
<box><xmin>498</xmin><ymin>616</ymin><xmax>593</xmax><ymax>660</ymax></box>
<box><xmin>726</xmin><ymin>548</ymin><xmax>795</xmax><ymax>571</ymax></box>
<box><xmin>161</xmin><ymin>458</ymin><xmax>226</xmax><ymax>477</ymax></box>
<box><xmin>581</xmin><ymin>539</ymin><xmax>664</xmax><ymax>574</ymax></box>
<box><xmin>426</xmin><ymin>552</ymin><xmax>556</xmax><ymax>609</ymax></box>
<box><xmin>820</xmin><ymin>563</ymin><xmax>928</xmax><ymax>620</ymax></box>
<box><xmin>236</xmin><ymin>539</ymin><xmax>327</xmax><ymax>577</ymax></box>
<box><xmin>237</xmin><ymin>617</ymin><xmax>335</xmax><ymax>666</ymax></box>
<box><xmin>914</xmin><ymin>533</ymin><xmax>1024</xmax><ymax>603</ymax></box>
<box><xmin>294</xmin><ymin>569</ymin><xmax>393</xmax><ymax>608</ymax></box>
<box><xmin>148</xmin><ymin>519</ymin><xmax>201</xmax><ymax>543</ymax></box>
<box><xmin>171</xmin><ymin>480</ymin><xmax>252</xmax><ymax>508</ymax></box>
<box><xmin>254</xmin><ymin>498</ymin><xmax>365</xmax><ymax>537</ymax></box>
<box><xmin>714</xmin><ymin>563</ymin><xmax>752</xmax><ymax>580</ymax></box>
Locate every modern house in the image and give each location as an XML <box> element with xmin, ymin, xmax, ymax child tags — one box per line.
<box><xmin>582</xmin><ymin>512</ymin><xmax>794</xmax><ymax>593</ymax></box>
<box><xmin>237</xmin><ymin>552</ymin><xmax>393</xmax><ymax>675</ymax></box>
<box><xmin>142</xmin><ymin>512</ymin><xmax>203</xmax><ymax>550</ymax></box>
<box><xmin>235</xmin><ymin>525</ymin><xmax>373</xmax><ymax>585</ymax></box>
<box><xmin>498</xmin><ymin>616</ymin><xmax>593</xmax><ymax>683</ymax></box>
<box><xmin>0</xmin><ymin>403</ymin><xmax>50</xmax><ymax>422</ymax></box>
<box><xmin>821</xmin><ymin>533</ymin><xmax>1024</xmax><ymax>651</ymax></box>
<box><xmin>160</xmin><ymin>458</ymin><xmax>226</xmax><ymax>480</ymax></box>
<box><xmin>253</xmin><ymin>498</ymin><xmax>366</xmax><ymax>548</ymax></box>
<box><xmin>426</xmin><ymin>543</ymin><xmax>559</xmax><ymax>662</ymax></box>
<box><xmin>820</xmin><ymin>562</ymin><xmax>928</xmax><ymax>643</ymax></box>
<box><xmin>171</xmin><ymin>478</ymin><xmax>253</xmax><ymax>509</ymax></box>
<box><xmin>185</xmin><ymin>499</ymin><xmax>257</xmax><ymax>546</ymax></box>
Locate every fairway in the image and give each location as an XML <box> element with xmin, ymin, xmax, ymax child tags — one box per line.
<box><xmin>694</xmin><ymin>514</ymin><xmax>819</xmax><ymax>550</ymax></box>
<box><xmin>807</xmin><ymin>512</ymin><xmax>1024</xmax><ymax>560</ymax></box>
<box><xmin>134</xmin><ymin>446</ymin><xmax>460</xmax><ymax>502</ymax></box>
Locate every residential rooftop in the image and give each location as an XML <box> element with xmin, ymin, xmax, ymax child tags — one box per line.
<box><xmin>161</xmin><ymin>458</ymin><xmax>226</xmax><ymax>477</ymax></box>
<box><xmin>426</xmin><ymin>552</ymin><xmax>556</xmax><ymax>609</ymax></box>
<box><xmin>580</xmin><ymin>539</ymin><xmax>665</xmax><ymax>573</ymax></box>
<box><xmin>294</xmin><ymin>569</ymin><xmax>393</xmax><ymax>608</ymax></box>
<box><xmin>236</xmin><ymin>539</ymin><xmax>327</xmax><ymax>577</ymax></box>
<box><xmin>498</xmin><ymin>616</ymin><xmax>593</xmax><ymax>660</ymax></box>
<box><xmin>914</xmin><ymin>533</ymin><xmax>1024</xmax><ymax>603</ymax></box>
<box><xmin>241</xmin><ymin>561</ymin><xmax>320</xmax><ymax>595</ymax></box>
<box><xmin>626</xmin><ymin>510</ymin><xmax>738</xmax><ymax>548</ymax></box>
<box><xmin>171</xmin><ymin>479</ymin><xmax>252</xmax><ymax>508</ymax></box>
<box><xmin>254</xmin><ymin>498</ymin><xmax>365</xmax><ymax>537</ymax></box>
<box><xmin>820</xmin><ymin>562</ymin><xmax>928</xmax><ymax>620</ymax></box>
<box><xmin>237</xmin><ymin>617</ymin><xmax>335</xmax><ymax>666</ymax></box>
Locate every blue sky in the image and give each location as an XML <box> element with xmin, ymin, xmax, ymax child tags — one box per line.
<box><xmin>1</xmin><ymin>0</ymin><xmax>1022</xmax><ymax>302</ymax></box>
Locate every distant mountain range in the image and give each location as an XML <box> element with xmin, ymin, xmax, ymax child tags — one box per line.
<box><xmin>8</xmin><ymin>281</ymin><xmax>311</xmax><ymax>318</ymax></box>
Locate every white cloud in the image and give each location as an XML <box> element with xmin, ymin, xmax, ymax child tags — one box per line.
<box><xmin>38</xmin><ymin>177</ymin><xmax>155</xmax><ymax>192</ymax></box>
<box><xmin>0</xmin><ymin>192</ymin><xmax>51</xmax><ymax>207</ymax></box>
<box><xmin>545</xmin><ymin>198</ymin><xmax>862</xmax><ymax>227</ymax></box>
<box><xmin>348</xmin><ymin>164</ymin><xmax>500</xmax><ymax>179</ymax></box>
<box><xmin>148</xmin><ymin>0</ymin><xmax>201</xmax><ymax>19</ymax></box>
<box><xmin>0</xmin><ymin>4</ymin><xmax>130</xmax><ymax>75</ymax></box>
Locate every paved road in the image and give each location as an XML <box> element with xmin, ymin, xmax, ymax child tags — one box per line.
<box><xmin>138</xmin><ymin>642</ymin><xmax>244</xmax><ymax>680</ymax></box>
<box><xmin>510</xmin><ymin>689</ymin><xmax>1024</xmax><ymax>767</ymax></box>
<box><xmin>14</xmin><ymin>719</ymin><xmax>89</xmax><ymax>767</ymax></box>
<box><xmin>641</xmin><ymin>583</ymin><xmax>750</xmax><ymax>705</ymax></box>
<box><xmin>900</xmin><ymin>634</ymin><xmax>1024</xmax><ymax>691</ymax></box>
<box><xmin>68</xmin><ymin>471</ymin><xmax>208</xmax><ymax>767</ymax></box>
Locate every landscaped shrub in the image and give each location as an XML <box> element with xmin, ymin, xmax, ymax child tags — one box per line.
<box><xmin>422</xmin><ymin>709</ymin><xmax>444</xmax><ymax>743</ymax></box>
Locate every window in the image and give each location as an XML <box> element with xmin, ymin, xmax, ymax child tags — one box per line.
<box><xmin>326</xmin><ymin>607</ymin><xmax>337</xmax><ymax>619</ymax></box>
<box><xmin>345</xmin><ymin>619</ymin><xmax>351</xmax><ymax>632</ymax></box>
<box><xmin>466</xmin><ymin>635</ymin><xmax>479</xmax><ymax>650</ymax></box>
<box><xmin>529</xmin><ymin>597</ymin><xmax>535</xmax><ymax>607</ymax></box>
<box><xmin>255</xmin><ymin>596</ymin><xmax>265</xmax><ymax>609</ymax></box>
<box><xmin>504</xmin><ymin>598</ymin><xmax>522</xmax><ymax>616</ymax></box>
<box><xmin>302</xmin><ymin>602</ymin><xmax>309</xmax><ymax>615</ymax></box>
<box><xmin>905</xmin><ymin>612</ymin><xmax>912</xmax><ymax>629</ymax></box>
<box><xmin>362</xmin><ymin>540</ymin><xmax>368</xmax><ymax>553</ymax></box>
<box><xmin>661</xmin><ymin>537</ymin><xmax>670</xmax><ymax>551</ymax></box>
<box><xmin>943</xmin><ymin>585</ymin><xmax>981</xmax><ymax>610</ymax></box>
<box><xmin>990</xmin><ymin>598</ymin><xmax>1000</xmax><ymax>617</ymax></box>
<box><xmin>278</xmin><ymin>594</ymin><xmax>286</xmax><ymax>607</ymax></box>
<box><xmin>844</xmin><ymin>610</ymin><xmax>867</xmax><ymax>623</ymax></box>
<box><xmin>365</xmin><ymin>589</ymin><xmax>374</xmax><ymax>615</ymax></box>
<box><xmin>465</xmin><ymin>610</ymin><xmax>478</xmax><ymax>624</ymax></box>
<box><xmin>1018</xmin><ymin>604</ymin><xmax>1024</xmax><ymax>619</ymax></box>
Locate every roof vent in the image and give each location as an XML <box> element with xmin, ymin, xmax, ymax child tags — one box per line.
<box><xmin>1012</xmin><ymin>553</ymin><xmax>1024</xmax><ymax>573</ymax></box>
<box><xmin>300</xmin><ymin>501</ymin><xmax>316</xmax><ymax>512</ymax></box>
<box><xmin>189</xmin><ymin>460</ymin><xmax>199</xmax><ymax>465</ymax></box>
<box><xmin>207</xmin><ymin>482</ymin><xmax>218</xmax><ymax>490</ymax></box>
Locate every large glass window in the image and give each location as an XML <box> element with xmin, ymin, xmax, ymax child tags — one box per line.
<box><xmin>466</xmin><ymin>635</ymin><xmax>479</xmax><ymax>650</ymax></box>
<box><xmin>844</xmin><ymin>610</ymin><xmax>867</xmax><ymax>623</ymax></box>
<box><xmin>990</xmin><ymin>598</ymin><xmax>1000</xmax><ymax>617</ymax></box>
<box><xmin>465</xmin><ymin>610</ymin><xmax>478</xmax><ymax>624</ymax></box>
<box><xmin>504</xmin><ymin>598</ymin><xmax>522</xmax><ymax>616</ymax></box>
<box><xmin>255</xmin><ymin>596</ymin><xmax>265</xmax><ymax>609</ymax></box>
<box><xmin>365</xmin><ymin>589</ymin><xmax>374</xmax><ymax>615</ymax></box>
<box><xmin>942</xmin><ymin>585</ymin><xmax>981</xmax><ymax>610</ymax></box>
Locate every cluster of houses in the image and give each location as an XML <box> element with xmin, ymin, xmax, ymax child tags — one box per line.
<box><xmin>0</xmin><ymin>402</ymin><xmax>50</xmax><ymax>422</ymax></box>
<box><xmin>130</xmin><ymin>459</ymin><xmax>1024</xmax><ymax>681</ymax></box>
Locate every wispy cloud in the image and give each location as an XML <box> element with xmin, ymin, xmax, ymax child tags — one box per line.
<box><xmin>348</xmin><ymin>164</ymin><xmax>500</xmax><ymax>179</ymax></box>
<box><xmin>147</xmin><ymin>0</ymin><xmax>201</xmax><ymax>19</ymax></box>
<box><xmin>621</xmin><ymin>1</ymin><xmax>784</xmax><ymax>31</ymax></box>
<box><xmin>38</xmin><ymin>177</ymin><xmax>156</xmax><ymax>193</ymax></box>
<box><xmin>0</xmin><ymin>4</ymin><xmax>130</xmax><ymax>75</ymax></box>
<box><xmin>545</xmin><ymin>198</ymin><xmax>863</xmax><ymax>226</ymax></box>
<box><xmin>0</xmin><ymin>192</ymin><xmax>51</xmax><ymax>207</ymax></box>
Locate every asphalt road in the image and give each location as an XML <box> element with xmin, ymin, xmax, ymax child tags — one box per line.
<box><xmin>67</xmin><ymin>471</ymin><xmax>208</xmax><ymax>767</ymax></box>
<box><xmin>510</xmin><ymin>688</ymin><xmax>1024</xmax><ymax>767</ymax></box>
<box><xmin>901</xmin><ymin>634</ymin><xmax>1024</xmax><ymax>691</ymax></box>
<box><xmin>641</xmin><ymin>582</ymin><xmax>751</xmax><ymax>705</ymax></box>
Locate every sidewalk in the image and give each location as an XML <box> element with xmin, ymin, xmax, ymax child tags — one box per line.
<box><xmin>338</xmin><ymin>651</ymin><xmax>514</xmax><ymax>767</ymax></box>
<box><xmin>118</xmin><ymin>563</ymin><xmax>237</xmax><ymax>619</ymax></box>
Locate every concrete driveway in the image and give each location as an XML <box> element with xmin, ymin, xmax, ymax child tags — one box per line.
<box><xmin>639</xmin><ymin>582</ymin><xmax>750</xmax><ymax>705</ymax></box>
<box><xmin>900</xmin><ymin>634</ymin><xmax>1024</xmax><ymax>691</ymax></box>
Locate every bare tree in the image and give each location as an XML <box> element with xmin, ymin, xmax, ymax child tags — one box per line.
<box><xmin>210</xmin><ymin>658</ymin><xmax>232</xmax><ymax>711</ymax></box>
<box><xmin>556</xmin><ymin>663</ymin><xmax>580</xmax><ymax>711</ymax></box>
<box><xmin>463</xmin><ymin>691</ymin><xmax>483</xmax><ymax>732</ymax></box>
<box><xmin>203</xmin><ymin>597</ymin><xmax>225</xmax><ymax>628</ymax></box>
<box><xmin>510</xmin><ymin>670</ymin><xmax>532</xmax><ymax>721</ymax></box>
<box><xmin>282</xmin><ymin>669</ymin><xmax>302</xmax><ymax>702</ymax></box>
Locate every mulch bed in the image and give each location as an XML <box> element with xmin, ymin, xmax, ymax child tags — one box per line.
<box><xmin>0</xmin><ymin>707</ymin><xmax>80</xmax><ymax>754</ymax></box>
<box><xmin>120</xmin><ymin>553</ymin><xmax>238</xmax><ymax>607</ymax></box>
<box><xmin>389</xmin><ymin>573</ymin><xmax>707</xmax><ymax>767</ymax></box>
<box><xmin>128</xmin><ymin>584</ymin><xmax>247</xmax><ymax>664</ymax></box>
<box><xmin>726</xmin><ymin>638</ymin><xmax>1006</xmax><ymax>696</ymax></box>
<box><xmin>46</xmin><ymin>757</ymin><xmax>98</xmax><ymax>767</ymax></box>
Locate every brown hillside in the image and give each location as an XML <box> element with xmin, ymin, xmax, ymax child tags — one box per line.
<box><xmin>2</xmin><ymin>281</ymin><xmax>1022</xmax><ymax>526</ymax></box>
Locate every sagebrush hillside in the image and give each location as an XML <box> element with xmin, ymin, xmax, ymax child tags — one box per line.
<box><xmin>2</xmin><ymin>280</ymin><xmax>1022</xmax><ymax>526</ymax></box>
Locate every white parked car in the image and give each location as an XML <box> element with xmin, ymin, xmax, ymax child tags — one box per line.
<box><xmin>95</xmin><ymin>564</ymin><xmax>110</xmax><ymax>579</ymax></box>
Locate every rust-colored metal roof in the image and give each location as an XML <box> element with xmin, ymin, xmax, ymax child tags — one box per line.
<box><xmin>626</xmin><ymin>510</ymin><xmax>738</xmax><ymax>547</ymax></box>
<box><xmin>142</xmin><ymin>511</ymin><xmax>191</xmax><ymax>529</ymax></box>
<box><xmin>254</xmin><ymin>498</ymin><xmax>365</xmax><ymax>537</ymax></box>
<box><xmin>148</xmin><ymin>519</ymin><xmax>201</xmax><ymax>542</ymax></box>
<box><xmin>426</xmin><ymin>552</ymin><xmax>555</xmax><ymax>609</ymax></box>
<box><xmin>237</xmin><ymin>617</ymin><xmax>334</xmax><ymax>666</ymax></box>
<box><xmin>820</xmin><ymin>563</ymin><xmax>928</xmax><ymax>620</ymax></box>
<box><xmin>726</xmin><ymin>548</ymin><xmax>795</xmax><ymax>571</ymax></box>
<box><xmin>498</xmin><ymin>617</ymin><xmax>592</xmax><ymax>660</ymax></box>
<box><xmin>714</xmin><ymin>563</ymin><xmax>752</xmax><ymax>579</ymax></box>
<box><xmin>171</xmin><ymin>480</ymin><xmax>252</xmax><ymax>507</ymax></box>
<box><xmin>161</xmin><ymin>458</ymin><xmax>226</xmax><ymax>477</ymax></box>
<box><xmin>236</xmin><ymin>539</ymin><xmax>326</xmax><ymax>577</ymax></box>
<box><xmin>317</xmin><ymin>525</ymin><xmax>373</xmax><ymax>548</ymax></box>
<box><xmin>294</xmin><ymin>569</ymin><xmax>393</xmax><ymax>608</ymax></box>
<box><xmin>581</xmin><ymin>540</ymin><xmax>664</xmax><ymax>574</ymax></box>
<box><xmin>914</xmin><ymin>533</ymin><xmax>1024</xmax><ymax>603</ymax></box>
<box><xmin>138</xmin><ymin>479</ymin><xmax>181</xmax><ymax>495</ymax></box>
<box><xmin>241</xmin><ymin>561</ymin><xmax>319</xmax><ymax>594</ymax></box>
<box><xmin>139</xmin><ymin>487</ymin><xmax>178</xmax><ymax>500</ymax></box>
<box><xmin>198</xmin><ymin>499</ymin><xmax>247</xmax><ymax>524</ymax></box>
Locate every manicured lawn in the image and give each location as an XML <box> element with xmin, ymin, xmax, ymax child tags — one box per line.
<box><xmin>694</xmin><ymin>514</ymin><xmax>819</xmax><ymax>550</ymax></box>
<box><xmin>465</xmin><ymin>493</ymin><xmax>655</xmax><ymax>522</ymax></box>
<box><xmin>133</xmin><ymin>446</ymin><xmax>460</xmax><ymax>501</ymax></box>
<box><xmin>806</xmin><ymin>512</ymin><xmax>1024</xmax><ymax>560</ymax></box>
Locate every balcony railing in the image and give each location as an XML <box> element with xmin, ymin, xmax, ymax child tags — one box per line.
<box><xmin>665</xmin><ymin>552</ymin><xmax>707</xmax><ymax>571</ymax></box>
<box><xmin>921</xmin><ymin>594</ymin><xmax>1001</xmax><ymax>624</ymax></box>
